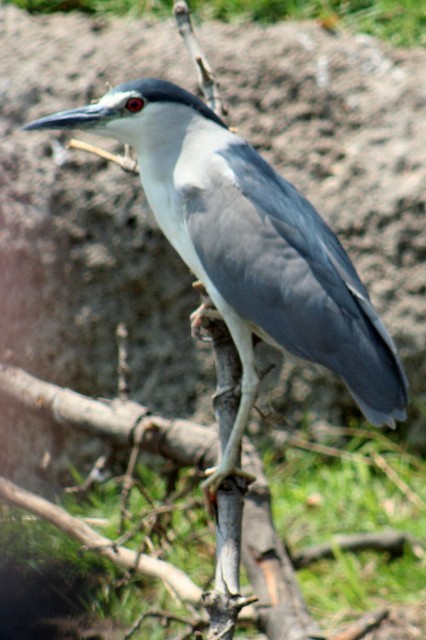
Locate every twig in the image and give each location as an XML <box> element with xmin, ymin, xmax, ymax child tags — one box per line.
<box><xmin>371</xmin><ymin>451</ymin><xmax>426</xmax><ymax>511</ymax></box>
<box><xmin>67</xmin><ymin>138</ymin><xmax>139</xmax><ymax>173</ymax></box>
<box><xmin>119</xmin><ymin>420</ymin><xmax>145</xmax><ymax>533</ymax></box>
<box><xmin>116</xmin><ymin>316</ymin><xmax>150</xmax><ymax>536</ymax></box>
<box><xmin>65</xmin><ymin>454</ymin><xmax>107</xmax><ymax>495</ymax></box>
<box><xmin>122</xmin><ymin>608</ymin><xmax>205</xmax><ymax>640</ymax></box>
<box><xmin>173</xmin><ymin>0</ymin><xmax>226</xmax><ymax>118</ymax></box>
<box><xmin>0</xmin><ymin>475</ymin><xmax>202</xmax><ymax>604</ymax></box>
<box><xmin>308</xmin><ymin>425</ymin><xmax>426</xmax><ymax>472</ymax></box>
<box><xmin>286</xmin><ymin>435</ymin><xmax>374</xmax><ymax>466</ymax></box>
<box><xmin>116</xmin><ymin>322</ymin><xmax>130</xmax><ymax>401</ymax></box>
<box><xmin>284</xmin><ymin>434</ymin><xmax>426</xmax><ymax>512</ymax></box>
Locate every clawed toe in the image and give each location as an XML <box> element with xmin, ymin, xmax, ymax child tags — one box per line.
<box><xmin>202</xmin><ymin>465</ymin><xmax>255</xmax><ymax>511</ymax></box>
<box><xmin>190</xmin><ymin>298</ymin><xmax>223</xmax><ymax>341</ymax></box>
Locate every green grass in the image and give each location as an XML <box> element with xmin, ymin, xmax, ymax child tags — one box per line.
<box><xmin>64</xmin><ymin>462</ymin><xmax>214</xmax><ymax>630</ymax></box>
<box><xmin>267</xmin><ymin>430</ymin><xmax>426</xmax><ymax>626</ymax></box>
<box><xmin>2</xmin><ymin>430</ymin><xmax>425</xmax><ymax>637</ymax></box>
<box><xmin>5</xmin><ymin>0</ymin><xmax>426</xmax><ymax>47</ymax></box>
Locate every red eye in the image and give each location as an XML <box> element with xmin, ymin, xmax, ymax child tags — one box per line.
<box><xmin>125</xmin><ymin>97</ymin><xmax>144</xmax><ymax>113</ymax></box>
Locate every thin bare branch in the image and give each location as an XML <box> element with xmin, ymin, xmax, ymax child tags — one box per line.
<box><xmin>65</xmin><ymin>454</ymin><xmax>107</xmax><ymax>495</ymax></box>
<box><xmin>282</xmin><ymin>433</ymin><xmax>425</xmax><ymax>512</ymax></box>
<box><xmin>286</xmin><ymin>435</ymin><xmax>375</xmax><ymax>466</ymax></box>
<box><xmin>119</xmin><ymin>419</ymin><xmax>144</xmax><ymax>532</ymax></box>
<box><xmin>173</xmin><ymin>0</ymin><xmax>226</xmax><ymax>118</ymax></box>
<box><xmin>122</xmin><ymin>608</ymin><xmax>205</xmax><ymax>640</ymax></box>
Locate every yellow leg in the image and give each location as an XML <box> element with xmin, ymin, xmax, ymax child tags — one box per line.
<box><xmin>202</xmin><ymin>311</ymin><xmax>259</xmax><ymax>497</ymax></box>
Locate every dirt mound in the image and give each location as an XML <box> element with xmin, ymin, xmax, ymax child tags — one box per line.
<box><xmin>0</xmin><ymin>6</ymin><xmax>425</xmax><ymax>484</ymax></box>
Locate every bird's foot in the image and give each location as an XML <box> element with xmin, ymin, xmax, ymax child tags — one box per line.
<box><xmin>212</xmin><ymin>384</ymin><xmax>235</xmax><ymax>399</ymax></box>
<box><xmin>202</xmin><ymin>463</ymin><xmax>255</xmax><ymax>513</ymax></box>
<box><xmin>190</xmin><ymin>298</ymin><xmax>223</xmax><ymax>341</ymax></box>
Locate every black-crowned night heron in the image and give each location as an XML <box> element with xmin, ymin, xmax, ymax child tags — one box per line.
<box><xmin>24</xmin><ymin>78</ymin><xmax>408</xmax><ymax>494</ymax></box>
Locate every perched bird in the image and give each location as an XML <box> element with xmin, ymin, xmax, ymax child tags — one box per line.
<box><xmin>24</xmin><ymin>78</ymin><xmax>408</xmax><ymax>493</ymax></box>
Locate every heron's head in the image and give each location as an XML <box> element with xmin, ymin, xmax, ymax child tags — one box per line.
<box><xmin>23</xmin><ymin>78</ymin><xmax>227</xmax><ymax>149</ymax></box>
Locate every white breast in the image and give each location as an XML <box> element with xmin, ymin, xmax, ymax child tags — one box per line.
<box><xmin>139</xmin><ymin>163</ymin><xmax>207</xmax><ymax>280</ymax></box>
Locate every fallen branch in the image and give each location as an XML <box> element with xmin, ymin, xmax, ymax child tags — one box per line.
<box><xmin>0</xmin><ymin>362</ymin><xmax>215</xmax><ymax>461</ymax></box>
<box><xmin>330</xmin><ymin>607</ymin><xmax>388</xmax><ymax>640</ymax></box>
<box><xmin>0</xmin><ymin>475</ymin><xmax>202</xmax><ymax>605</ymax></box>
<box><xmin>292</xmin><ymin>530</ymin><xmax>421</xmax><ymax>569</ymax></box>
<box><xmin>239</xmin><ymin>425</ymin><xmax>324</xmax><ymax>639</ymax></box>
